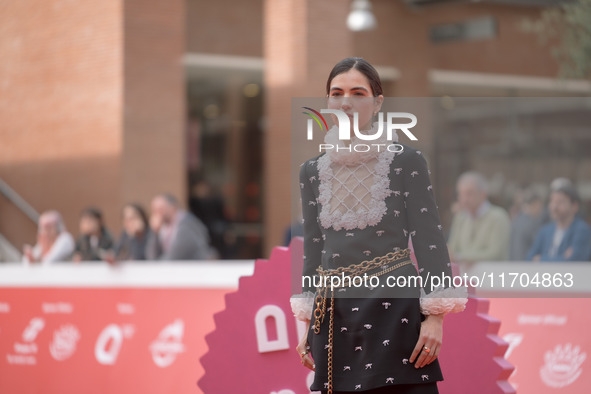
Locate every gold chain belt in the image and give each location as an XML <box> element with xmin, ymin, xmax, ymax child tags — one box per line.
<box><xmin>312</xmin><ymin>249</ymin><xmax>413</xmax><ymax>394</ymax></box>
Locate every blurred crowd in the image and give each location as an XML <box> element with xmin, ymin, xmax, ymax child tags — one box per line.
<box><xmin>20</xmin><ymin>193</ymin><xmax>221</xmax><ymax>265</ymax></box>
<box><xmin>285</xmin><ymin>171</ymin><xmax>591</xmax><ymax>266</ymax></box>
<box><xmin>447</xmin><ymin>172</ymin><xmax>591</xmax><ymax>266</ymax></box>
<box><xmin>14</xmin><ymin>170</ymin><xmax>591</xmax><ymax>266</ymax></box>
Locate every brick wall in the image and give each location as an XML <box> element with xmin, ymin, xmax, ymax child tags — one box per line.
<box><xmin>186</xmin><ymin>0</ymin><xmax>263</xmax><ymax>56</ymax></box>
<box><xmin>263</xmin><ymin>0</ymin><xmax>354</xmax><ymax>252</ymax></box>
<box><xmin>0</xmin><ymin>0</ymin><xmax>571</xmax><ymax>258</ymax></box>
<box><xmin>0</xmin><ymin>0</ymin><xmax>185</xmax><ymax>255</ymax></box>
<box><xmin>0</xmin><ymin>0</ymin><xmax>124</xmax><ymax>251</ymax></box>
<box><xmin>352</xmin><ymin>1</ymin><xmax>558</xmax><ymax>82</ymax></box>
<box><xmin>122</xmin><ymin>0</ymin><xmax>186</xmax><ymax>212</ymax></box>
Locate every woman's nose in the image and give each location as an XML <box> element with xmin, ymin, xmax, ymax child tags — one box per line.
<box><xmin>340</xmin><ymin>97</ymin><xmax>352</xmax><ymax>110</ymax></box>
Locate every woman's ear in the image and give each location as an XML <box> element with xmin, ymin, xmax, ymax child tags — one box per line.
<box><xmin>374</xmin><ymin>95</ymin><xmax>384</xmax><ymax>114</ymax></box>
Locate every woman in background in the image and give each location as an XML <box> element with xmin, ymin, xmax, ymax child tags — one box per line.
<box><xmin>72</xmin><ymin>207</ymin><xmax>114</xmax><ymax>262</ymax></box>
<box><xmin>114</xmin><ymin>203</ymin><xmax>151</xmax><ymax>261</ymax></box>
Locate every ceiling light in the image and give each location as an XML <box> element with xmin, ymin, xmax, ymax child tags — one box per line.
<box><xmin>347</xmin><ymin>0</ymin><xmax>377</xmax><ymax>32</ymax></box>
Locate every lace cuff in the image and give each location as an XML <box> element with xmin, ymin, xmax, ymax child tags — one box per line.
<box><xmin>419</xmin><ymin>286</ymin><xmax>468</xmax><ymax>315</ymax></box>
<box><xmin>290</xmin><ymin>291</ymin><xmax>315</xmax><ymax>321</ymax></box>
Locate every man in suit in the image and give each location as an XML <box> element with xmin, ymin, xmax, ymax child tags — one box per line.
<box><xmin>146</xmin><ymin>193</ymin><xmax>216</xmax><ymax>260</ymax></box>
<box><xmin>527</xmin><ymin>185</ymin><xmax>591</xmax><ymax>262</ymax></box>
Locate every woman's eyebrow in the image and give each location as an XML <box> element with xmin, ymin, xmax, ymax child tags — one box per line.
<box><xmin>330</xmin><ymin>86</ymin><xmax>369</xmax><ymax>92</ymax></box>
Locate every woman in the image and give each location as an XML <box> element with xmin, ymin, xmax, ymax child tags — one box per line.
<box><xmin>22</xmin><ymin>210</ymin><xmax>75</xmax><ymax>264</ymax></box>
<box><xmin>291</xmin><ymin>58</ymin><xmax>467</xmax><ymax>394</ymax></box>
<box><xmin>72</xmin><ymin>207</ymin><xmax>114</xmax><ymax>262</ymax></box>
<box><xmin>114</xmin><ymin>203</ymin><xmax>152</xmax><ymax>261</ymax></box>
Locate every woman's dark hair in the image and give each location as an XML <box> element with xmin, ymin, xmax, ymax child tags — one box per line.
<box><xmin>122</xmin><ymin>203</ymin><xmax>149</xmax><ymax>230</ymax></box>
<box><xmin>326</xmin><ymin>57</ymin><xmax>383</xmax><ymax>97</ymax></box>
<box><xmin>80</xmin><ymin>207</ymin><xmax>105</xmax><ymax>230</ymax></box>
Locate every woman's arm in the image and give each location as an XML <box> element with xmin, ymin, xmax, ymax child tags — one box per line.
<box><xmin>291</xmin><ymin>159</ymin><xmax>324</xmax><ymax>368</ymax></box>
<box><xmin>401</xmin><ymin>149</ymin><xmax>467</xmax><ymax>368</ymax></box>
<box><xmin>290</xmin><ymin>159</ymin><xmax>323</xmax><ymax>320</ymax></box>
<box><xmin>299</xmin><ymin>159</ymin><xmax>324</xmax><ymax>293</ymax></box>
<box><xmin>402</xmin><ymin>149</ymin><xmax>467</xmax><ymax>310</ymax></box>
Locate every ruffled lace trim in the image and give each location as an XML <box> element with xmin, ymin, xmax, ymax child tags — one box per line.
<box><xmin>419</xmin><ymin>286</ymin><xmax>468</xmax><ymax>315</ymax></box>
<box><xmin>290</xmin><ymin>292</ymin><xmax>315</xmax><ymax>321</ymax></box>
<box><xmin>317</xmin><ymin>150</ymin><xmax>395</xmax><ymax>231</ymax></box>
<box><xmin>316</xmin><ymin>122</ymin><xmax>399</xmax><ymax>231</ymax></box>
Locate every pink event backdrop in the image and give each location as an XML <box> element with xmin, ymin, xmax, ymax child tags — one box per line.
<box><xmin>199</xmin><ymin>238</ymin><xmax>516</xmax><ymax>393</ymax></box>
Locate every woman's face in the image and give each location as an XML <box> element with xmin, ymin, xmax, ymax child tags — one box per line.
<box><xmin>327</xmin><ymin>68</ymin><xmax>383</xmax><ymax>132</ymax></box>
<box><xmin>123</xmin><ymin>206</ymin><xmax>145</xmax><ymax>236</ymax></box>
<box><xmin>79</xmin><ymin>215</ymin><xmax>100</xmax><ymax>236</ymax></box>
<box><xmin>37</xmin><ymin>216</ymin><xmax>58</xmax><ymax>246</ymax></box>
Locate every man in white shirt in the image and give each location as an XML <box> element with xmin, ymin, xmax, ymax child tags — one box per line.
<box><xmin>447</xmin><ymin>171</ymin><xmax>511</xmax><ymax>264</ymax></box>
<box><xmin>23</xmin><ymin>210</ymin><xmax>75</xmax><ymax>264</ymax></box>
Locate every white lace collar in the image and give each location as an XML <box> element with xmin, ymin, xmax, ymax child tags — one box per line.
<box><xmin>316</xmin><ymin>123</ymin><xmax>398</xmax><ymax>231</ymax></box>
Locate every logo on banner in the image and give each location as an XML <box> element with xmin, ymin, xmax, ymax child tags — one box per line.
<box><xmin>22</xmin><ymin>317</ymin><xmax>45</xmax><ymax>342</ymax></box>
<box><xmin>150</xmin><ymin>319</ymin><xmax>186</xmax><ymax>368</ymax></box>
<box><xmin>95</xmin><ymin>323</ymin><xmax>135</xmax><ymax>365</ymax></box>
<box><xmin>6</xmin><ymin>317</ymin><xmax>45</xmax><ymax>365</ymax></box>
<box><xmin>49</xmin><ymin>324</ymin><xmax>80</xmax><ymax>361</ymax></box>
<box><xmin>540</xmin><ymin>343</ymin><xmax>587</xmax><ymax>388</ymax></box>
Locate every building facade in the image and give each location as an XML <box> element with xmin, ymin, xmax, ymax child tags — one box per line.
<box><xmin>1</xmin><ymin>0</ymin><xmax>588</xmax><ymax>259</ymax></box>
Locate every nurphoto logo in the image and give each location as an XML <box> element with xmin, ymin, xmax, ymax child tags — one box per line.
<box><xmin>302</xmin><ymin>107</ymin><xmax>418</xmax><ymax>153</ymax></box>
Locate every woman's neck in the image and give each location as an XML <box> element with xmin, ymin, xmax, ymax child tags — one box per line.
<box><xmin>343</xmin><ymin>123</ymin><xmax>373</xmax><ymax>146</ymax></box>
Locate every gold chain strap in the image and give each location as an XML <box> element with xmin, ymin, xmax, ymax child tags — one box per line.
<box><xmin>327</xmin><ymin>288</ymin><xmax>334</xmax><ymax>394</ymax></box>
<box><xmin>313</xmin><ymin>286</ymin><xmax>328</xmax><ymax>335</ymax></box>
<box><xmin>316</xmin><ymin>249</ymin><xmax>410</xmax><ymax>278</ymax></box>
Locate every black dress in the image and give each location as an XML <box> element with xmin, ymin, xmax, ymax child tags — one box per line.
<box><xmin>299</xmin><ymin>141</ymin><xmax>455</xmax><ymax>393</ymax></box>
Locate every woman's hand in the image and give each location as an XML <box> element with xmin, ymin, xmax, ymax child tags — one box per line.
<box><xmin>150</xmin><ymin>214</ymin><xmax>163</xmax><ymax>233</ymax></box>
<box><xmin>409</xmin><ymin>313</ymin><xmax>444</xmax><ymax>368</ymax></box>
<box><xmin>23</xmin><ymin>245</ymin><xmax>36</xmax><ymax>263</ymax></box>
<box><xmin>102</xmin><ymin>250</ymin><xmax>117</xmax><ymax>266</ymax></box>
<box><xmin>295</xmin><ymin>319</ymin><xmax>315</xmax><ymax>371</ymax></box>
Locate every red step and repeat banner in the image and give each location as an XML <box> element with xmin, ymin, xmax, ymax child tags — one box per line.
<box><xmin>471</xmin><ymin>262</ymin><xmax>591</xmax><ymax>393</ymax></box>
<box><xmin>1</xmin><ymin>251</ymin><xmax>590</xmax><ymax>394</ymax></box>
<box><xmin>0</xmin><ymin>288</ymin><xmax>228</xmax><ymax>393</ymax></box>
<box><xmin>490</xmin><ymin>298</ymin><xmax>591</xmax><ymax>392</ymax></box>
<box><xmin>0</xmin><ymin>263</ymin><xmax>251</xmax><ymax>394</ymax></box>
